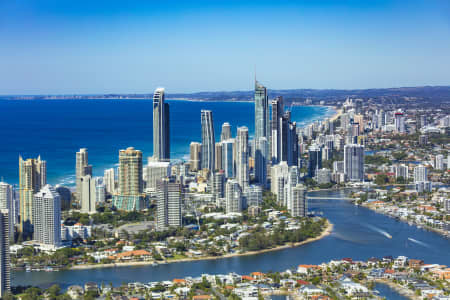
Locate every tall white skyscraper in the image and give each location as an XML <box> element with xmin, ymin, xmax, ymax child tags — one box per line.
<box><xmin>0</xmin><ymin>183</ymin><xmax>14</xmax><ymax>240</ymax></box>
<box><xmin>104</xmin><ymin>168</ymin><xmax>116</xmax><ymax>195</ymax></box>
<box><xmin>80</xmin><ymin>175</ymin><xmax>96</xmax><ymax>214</ymax></box>
<box><xmin>220</xmin><ymin>122</ymin><xmax>232</xmax><ymax>142</ymax></box>
<box><xmin>76</xmin><ymin>148</ymin><xmax>92</xmax><ymax>204</ymax></box>
<box><xmin>144</xmin><ymin>160</ymin><xmax>171</xmax><ymax>191</ymax></box>
<box><xmin>226</xmin><ymin>179</ymin><xmax>242</xmax><ymax>213</ymax></box>
<box><xmin>0</xmin><ymin>209</ymin><xmax>10</xmax><ymax>298</ymax></box>
<box><xmin>414</xmin><ymin>165</ymin><xmax>428</xmax><ymax>182</ymax></box>
<box><xmin>236</xmin><ymin>126</ymin><xmax>249</xmax><ymax>188</ymax></box>
<box><xmin>291</xmin><ymin>184</ymin><xmax>307</xmax><ymax>217</ymax></box>
<box><xmin>394</xmin><ymin>164</ymin><xmax>409</xmax><ymax>179</ymax></box>
<box><xmin>153</xmin><ymin>87</ymin><xmax>170</xmax><ymax>161</ymax></box>
<box><xmin>435</xmin><ymin>154</ymin><xmax>444</xmax><ymax>170</ymax></box>
<box><xmin>201</xmin><ymin>110</ymin><xmax>215</xmax><ymax>171</ymax></box>
<box><xmin>270</xmin><ymin>161</ymin><xmax>289</xmax><ymax>199</ymax></box>
<box><xmin>32</xmin><ymin>185</ymin><xmax>61</xmax><ymax>247</ymax></box>
<box><xmin>344</xmin><ymin>144</ymin><xmax>365</xmax><ymax>182</ymax></box>
<box><xmin>156</xmin><ymin>177</ymin><xmax>181</xmax><ymax>230</ymax></box>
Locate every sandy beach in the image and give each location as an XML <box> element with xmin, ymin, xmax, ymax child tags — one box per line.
<box><xmin>71</xmin><ymin>220</ymin><xmax>334</xmax><ymax>270</ymax></box>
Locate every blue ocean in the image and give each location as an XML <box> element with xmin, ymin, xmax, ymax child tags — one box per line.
<box><xmin>0</xmin><ymin>99</ymin><xmax>333</xmax><ymax>186</ymax></box>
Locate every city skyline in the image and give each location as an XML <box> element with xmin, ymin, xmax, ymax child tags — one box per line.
<box><xmin>1</xmin><ymin>0</ymin><xmax>450</xmax><ymax>94</ymax></box>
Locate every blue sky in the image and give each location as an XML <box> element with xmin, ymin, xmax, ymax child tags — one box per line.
<box><xmin>1</xmin><ymin>0</ymin><xmax>449</xmax><ymax>94</ymax></box>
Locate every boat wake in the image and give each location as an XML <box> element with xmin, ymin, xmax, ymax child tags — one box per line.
<box><xmin>365</xmin><ymin>224</ymin><xmax>392</xmax><ymax>239</ymax></box>
<box><xmin>407</xmin><ymin>237</ymin><xmax>430</xmax><ymax>248</ymax></box>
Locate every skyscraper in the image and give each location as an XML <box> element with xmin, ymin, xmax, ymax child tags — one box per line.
<box><xmin>33</xmin><ymin>185</ymin><xmax>61</xmax><ymax>247</ymax></box>
<box><xmin>104</xmin><ymin>168</ymin><xmax>116</xmax><ymax>195</ymax></box>
<box><xmin>394</xmin><ymin>111</ymin><xmax>405</xmax><ymax>133</ymax></box>
<box><xmin>291</xmin><ymin>184</ymin><xmax>307</xmax><ymax>217</ymax></box>
<box><xmin>226</xmin><ymin>179</ymin><xmax>242</xmax><ymax>213</ymax></box>
<box><xmin>254</xmin><ymin>81</ymin><xmax>270</xmax><ymax>185</ymax></box>
<box><xmin>80</xmin><ymin>175</ymin><xmax>96</xmax><ymax>214</ymax></box>
<box><xmin>212</xmin><ymin>171</ymin><xmax>225</xmax><ymax>201</ymax></box>
<box><xmin>221</xmin><ymin>139</ymin><xmax>235</xmax><ymax>178</ymax></box>
<box><xmin>112</xmin><ymin>147</ymin><xmax>145</xmax><ymax>211</ymax></box>
<box><xmin>414</xmin><ymin>165</ymin><xmax>428</xmax><ymax>182</ymax></box>
<box><xmin>271</xmin><ymin>96</ymin><xmax>284</xmax><ymax>164</ymax></box>
<box><xmin>308</xmin><ymin>145</ymin><xmax>322</xmax><ymax>178</ymax></box>
<box><xmin>19</xmin><ymin>155</ymin><xmax>46</xmax><ymax>234</ymax></box>
<box><xmin>76</xmin><ymin>148</ymin><xmax>92</xmax><ymax>204</ymax></box>
<box><xmin>0</xmin><ymin>209</ymin><xmax>10</xmax><ymax>298</ymax></box>
<box><xmin>201</xmin><ymin>110</ymin><xmax>215</xmax><ymax>171</ymax></box>
<box><xmin>153</xmin><ymin>87</ymin><xmax>170</xmax><ymax>161</ymax></box>
<box><xmin>344</xmin><ymin>144</ymin><xmax>365</xmax><ymax>181</ymax></box>
<box><xmin>254</xmin><ymin>137</ymin><xmax>268</xmax><ymax>187</ymax></box>
<box><xmin>279</xmin><ymin>112</ymin><xmax>298</xmax><ymax>166</ymax></box>
<box><xmin>435</xmin><ymin>154</ymin><xmax>444</xmax><ymax>170</ymax></box>
<box><xmin>189</xmin><ymin>142</ymin><xmax>202</xmax><ymax>172</ymax></box>
<box><xmin>156</xmin><ymin>177</ymin><xmax>181</xmax><ymax>230</ymax></box>
<box><xmin>236</xmin><ymin>126</ymin><xmax>249</xmax><ymax>188</ymax></box>
<box><xmin>0</xmin><ymin>183</ymin><xmax>14</xmax><ymax>240</ymax></box>
<box><xmin>144</xmin><ymin>160</ymin><xmax>171</xmax><ymax>191</ymax></box>
<box><xmin>271</xmin><ymin>161</ymin><xmax>289</xmax><ymax>199</ymax></box>
<box><xmin>215</xmin><ymin>142</ymin><xmax>223</xmax><ymax>171</ymax></box>
<box><xmin>220</xmin><ymin>122</ymin><xmax>232</xmax><ymax>142</ymax></box>
<box><xmin>254</xmin><ymin>81</ymin><xmax>270</xmax><ymax>141</ymax></box>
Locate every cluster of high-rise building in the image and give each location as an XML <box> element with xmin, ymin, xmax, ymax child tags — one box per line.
<box><xmin>184</xmin><ymin>80</ymin><xmax>308</xmax><ymax>218</ymax></box>
<box><xmin>2</xmin><ymin>81</ymin><xmax>364</xmax><ymax>293</ymax></box>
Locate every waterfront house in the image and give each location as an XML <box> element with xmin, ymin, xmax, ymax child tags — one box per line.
<box><xmin>408</xmin><ymin>259</ymin><xmax>424</xmax><ymax>269</ymax></box>
<box><xmin>297</xmin><ymin>264</ymin><xmax>319</xmax><ymax>274</ymax></box>
<box><xmin>67</xmin><ymin>285</ymin><xmax>84</xmax><ymax>299</ymax></box>
<box><xmin>393</xmin><ymin>256</ymin><xmax>408</xmax><ymax>268</ymax></box>
<box><xmin>84</xmin><ymin>282</ymin><xmax>98</xmax><ymax>294</ymax></box>
<box><xmin>298</xmin><ymin>284</ymin><xmax>323</xmax><ymax>296</ymax></box>
<box><xmin>110</xmin><ymin>249</ymin><xmax>152</xmax><ymax>261</ymax></box>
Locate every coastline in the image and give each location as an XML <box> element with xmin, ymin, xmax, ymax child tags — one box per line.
<box><xmin>70</xmin><ymin>220</ymin><xmax>334</xmax><ymax>270</ymax></box>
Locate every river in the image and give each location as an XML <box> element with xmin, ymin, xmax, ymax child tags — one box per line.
<box><xmin>12</xmin><ymin>189</ymin><xmax>450</xmax><ymax>290</ymax></box>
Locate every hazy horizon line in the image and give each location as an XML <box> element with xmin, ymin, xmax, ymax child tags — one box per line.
<box><xmin>1</xmin><ymin>84</ymin><xmax>450</xmax><ymax>97</ymax></box>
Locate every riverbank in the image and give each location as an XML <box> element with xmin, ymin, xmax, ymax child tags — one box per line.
<box><xmin>70</xmin><ymin>220</ymin><xmax>333</xmax><ymax>270</ymax></box>
<box><xmin>374</xmin><ymin>279</ymin><xmax>419</xmax><ymax>300</ymax></box>
<box><xmin>362</xmin><ymin>202</ymin><xmax>450</xmax><ymax>238</ymax></box>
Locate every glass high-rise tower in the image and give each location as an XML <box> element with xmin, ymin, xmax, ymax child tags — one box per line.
<box><xmin>201</xmin><ymin>110</ymin><xmax>215</xmax><ymax>171</ymax></box>
<box><xmin>153</xmin><ymin>88</ymin><xmax>170</xmax><ymax>161</ymax></box>
<box><xmin>0</xmin><ymin>209</ymin><xmax>10</xmax><ymax>298</ymax></box>
<box><xmin>254</xmin><ymin>81</ymin><xmax>269</xmax><ymax>185</ymax></box>
<box><xmin>236</xmin><ymin>126</ymin><xmax>249</xmax><ymax>188</ymax></box>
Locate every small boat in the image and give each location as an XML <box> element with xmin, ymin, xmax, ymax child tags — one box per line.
<box><xmin>25</xmin><ymin>266</ymin><xmax>31</xmax><ymax>272</ymax></box>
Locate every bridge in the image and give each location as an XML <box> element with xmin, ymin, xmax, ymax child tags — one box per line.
<box><xmin>306</xmin><ymin>197</ymin><xmax>354</xmax><ymax>200</ymax></box>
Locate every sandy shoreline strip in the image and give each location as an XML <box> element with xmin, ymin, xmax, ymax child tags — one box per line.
<box><xmin>71</xmin><ymin>220</ymin><xmax>334</xmax><ymax>270</ymax></box>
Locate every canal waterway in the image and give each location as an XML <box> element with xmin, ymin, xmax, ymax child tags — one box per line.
<box><xmin>13</xmin><ymin>189</ymin><xmax>450</xmax><ymax>289</ymax></box>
